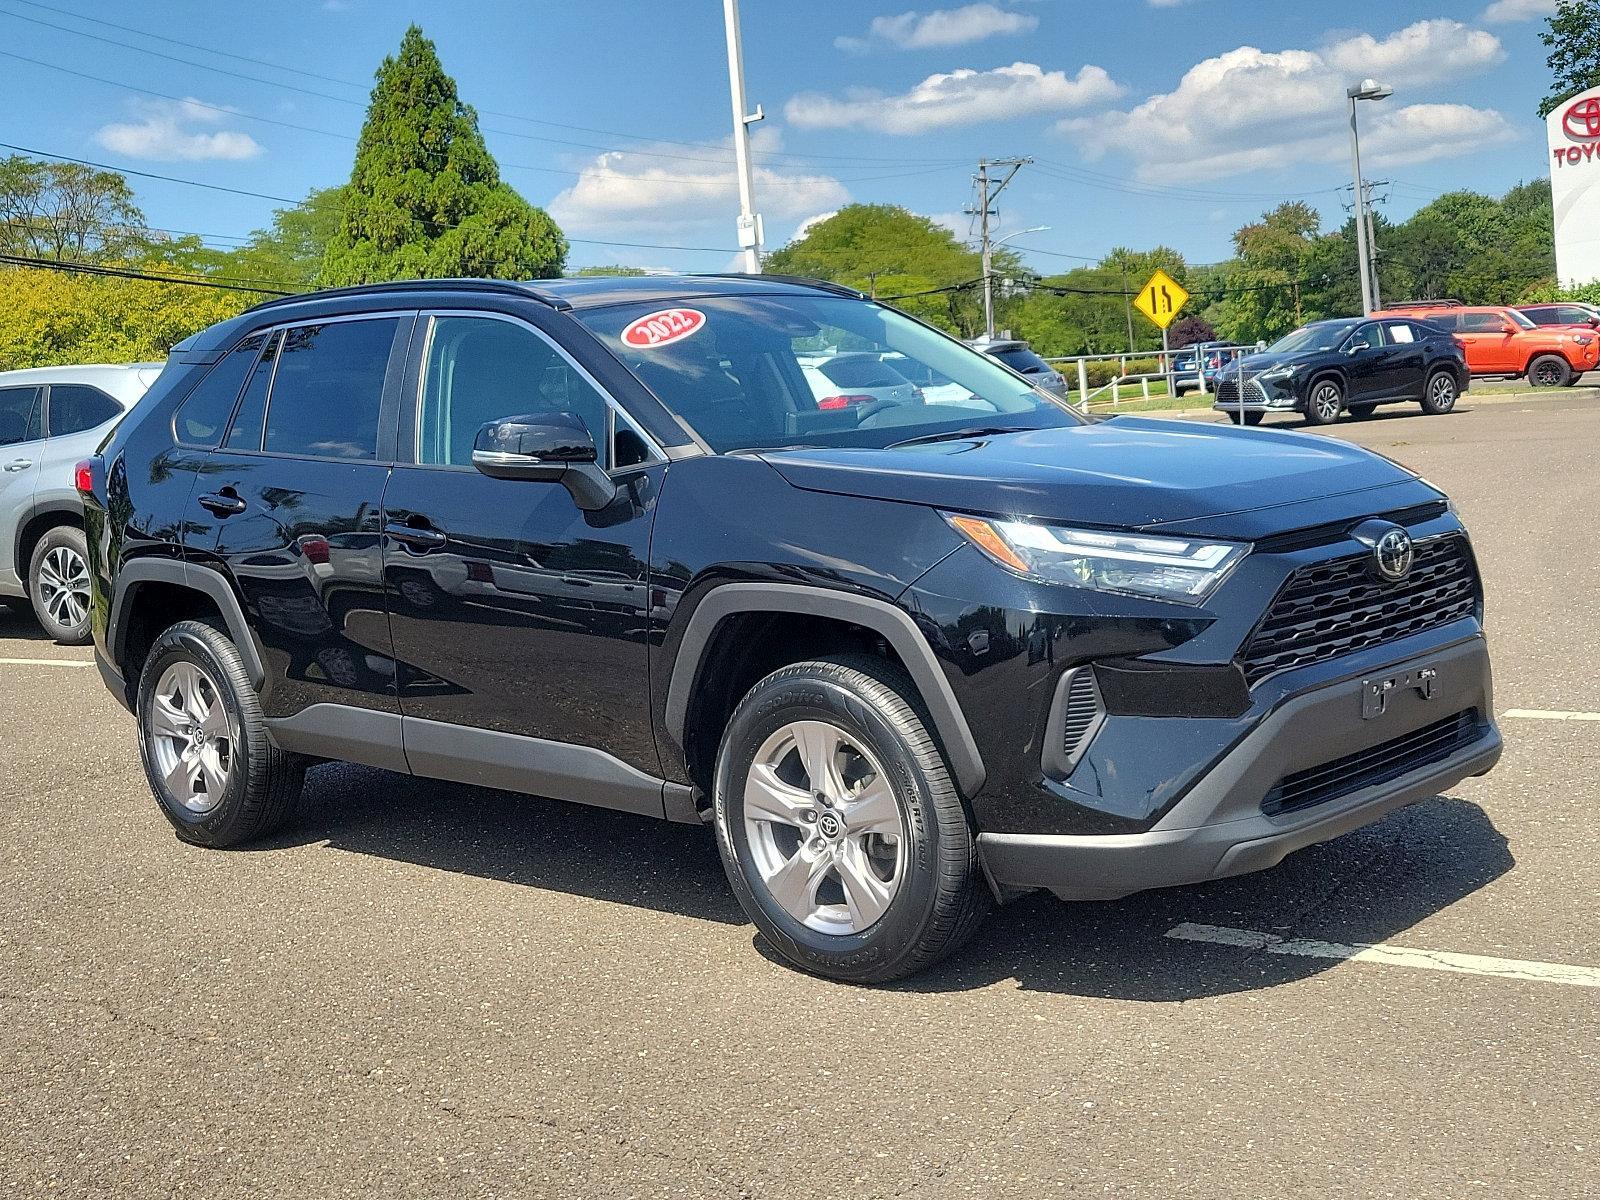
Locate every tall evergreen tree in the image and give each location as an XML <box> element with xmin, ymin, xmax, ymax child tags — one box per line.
<box><xmin>321</xmin><ymin>26</ymin><xmax>566</xmax><ymax>285</ymax></box>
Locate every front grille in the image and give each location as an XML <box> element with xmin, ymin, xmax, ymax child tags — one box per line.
<box><xmin>1215</xmin><ymin>378</ymin><xmax>1268</xmax><ymax>405</ymax></box>
<box><xmin>1261</xmin><ymin>709</ymin><xmax>1482</xmax><ymax>816</ymax></box>
<box><xmin>1242</xmin><ymin>534</ymin><xmax>1478</xmax><ymax>685</ymax></box>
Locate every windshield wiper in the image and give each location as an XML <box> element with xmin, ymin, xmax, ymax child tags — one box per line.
<box><xmin>889</xmin><ymin>424</ymin><xmax>1031</xmax><ymax>449</ymax></box>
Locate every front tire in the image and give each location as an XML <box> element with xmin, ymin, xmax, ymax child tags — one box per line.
<box><xmin>1420</xmin><ymin>370</ymin><xmax>1459</xmax><ymax>415</ymax></box>
<box><xmin>713</xmin><ymin>654</ymin><xmax>987</xmax><ymax>984</ymax></box>
<box><xmin>28</xmin><ymin>526</ymin><xmax>92</xmax><ymax>645</ymax></box>
<box><xmin>1303</xmin><ymin>379</ymin><xmax>1343</xmax><ymax>425</ymax></box>
<box><xmin>136</xmin><ymin>619</ymin><xmax>303</xmax><ymax>848</ymax></box>
<box><xmin>1527</xmin><ymin>355</ymin><xmax>1571</xmax><ymax>388</ymax></box>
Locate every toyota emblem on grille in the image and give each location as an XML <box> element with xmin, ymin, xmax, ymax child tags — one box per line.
<box><xmin>1373</xmin><ymin>528</ymin><xmax>1414</xmax><ymax>582</ymax></box>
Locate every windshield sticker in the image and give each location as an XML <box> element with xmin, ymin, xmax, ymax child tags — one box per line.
<box><xmin>621</xmin><ymin>308</ymin><xmax>706</xmax><ymax>349</ymax></box>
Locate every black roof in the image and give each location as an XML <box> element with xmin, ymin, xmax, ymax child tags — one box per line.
<box><xmin>244</xmin><ymin>273</ymin><xmax>862</xmax><ymax>317</ymax></box>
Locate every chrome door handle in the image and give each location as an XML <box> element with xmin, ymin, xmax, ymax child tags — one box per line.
<box><xmin>3</xmin><ymin>459</ymin><xmax>32</xmax><ymax>472</ymax></box>
<box><xmin>384</xmin><ymin>520</ymin><xmax>448</xmax><ymax>551</ymax></box>
<box><xmin>198</xmin><ymin>491</ymin><xmax>247</xmax><ymax>516</ymax></box>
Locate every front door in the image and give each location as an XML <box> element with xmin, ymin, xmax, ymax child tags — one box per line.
<box><xmin>1342</xmin><ymin>322</ymin><xmax>1390</xmax><ymax>401</ymax></box>
<box><xmin>380</xmin><ymin>311</ymin><xmax>663</xmax><ymax>792</ymax></box>
<box><xmin>191</xmin><ymin>314</ymin><xmax>411</xmax><ymax>720</ymax></box>
<box><xmin>1456</xmin><ymin>311</ymin><xmax>1517</xmax><ymax>373</ymax></box>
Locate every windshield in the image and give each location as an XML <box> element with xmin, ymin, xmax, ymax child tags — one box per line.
<box><xmin>1267</xmin><ymin>322</ymin><xmax>1359</xmax><ymax>354</ymax></box>
<box><xmin>1504</xmin><ymin>308</ymin><xmax>1536</xmax><ymax>329</ymax></box>
<box><xmin>575</xmin><ymin>294</ymin><xmax>1080</xmax><ymax>453</ymax></box>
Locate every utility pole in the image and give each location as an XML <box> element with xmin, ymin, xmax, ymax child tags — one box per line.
<box><xmin>1342</xmin><ymin>178</ymin><xmax>1389</xmax><ymax>311</ymax></box>
<box><xmin>1346</xmin><ymin>79</ymin><xmax>1392</xmax><ymax>315</ymax></box>
<box><xmin>965</xmin><ymin>157</ymin><xmax>1031</xmax><ymax>339</ymax></box>
<box><xmin>723</xmin><ymin>0</ymin><xmax>764</xmax><ymax>274</ymax></box>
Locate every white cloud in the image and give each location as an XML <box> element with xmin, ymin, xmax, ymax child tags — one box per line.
<box><xmin>95</xmin><ymin>97</ymin><xmax>262</xmax><ymax>162</ymax></box>
<box><xmin>787</xmin><ymin>62</ymin><xmax>1123</xmax><ymax>135</ymax></box>
<box><xmin>547</xmin><ymin>129</ymin><xmax>849</xmax><ymax>236</ymax></box>
<box><xmin>836</xmin><ymin>4</ymin><xmax>1038</xmax><ymax>52</ymax></box>
<box><xmin>1481</xmin><ymin>0</ymin><xmax>1557</xmax><ymax>22</ymax></box>
<box><xmin>1058</xmin><ymin>24</ymin><xmax>1510</xmax><ymax>183</ymax></box>
<box><xmin>1324</xmin><ymin>19</ymin><xmax>1504</xmax><ymax>86</ymax></box>
<box><xmin>791</xmin><ymin>211</ymin><xmax>839</xmax><ymax>241</ymax></box>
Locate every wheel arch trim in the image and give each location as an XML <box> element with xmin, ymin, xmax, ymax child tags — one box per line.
<box><xmin>663</xmin><ymin>582</ymin><xmax>986</xmax><ymax>796</ymax></box>
<box><xmin>108</xmin><ymin>559</ymin><xmax>267</xmax><ymax>690</ymax></box>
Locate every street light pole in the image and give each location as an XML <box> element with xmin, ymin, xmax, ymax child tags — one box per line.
<box><xmin>1346</xmin><ymin>79</ymin><xmax>1392</xmax><ymax>316</ymax></box>
<box><xmin>723</xmin><ymin>0</ymin><xmax>764</xmax><ymax>274</ymax></box>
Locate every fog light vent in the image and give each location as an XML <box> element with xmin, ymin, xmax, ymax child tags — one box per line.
<box><xmin>1061</xmin><ymin>669</ymin><xmax>1102</xmax><ymax>762</ymax></box>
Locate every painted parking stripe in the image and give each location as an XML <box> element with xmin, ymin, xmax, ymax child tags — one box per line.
<box><xmin>1166</xmin><ymin>923</ymin><xmax>1600</xmax><ymax>989</ymax></box>
<box><xmin>0</xmin><ymin>657</ymin><xmax>94</xmax><ymax>668</ymax></box>
<box><xmin>1501</xmin><ymin>709</ymin><xmax>1600</xmax><ymax>722</ymax></box>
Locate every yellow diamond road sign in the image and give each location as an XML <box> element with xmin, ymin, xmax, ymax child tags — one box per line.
<box><xmin>1134</xmin><ymin>269</ymin><xmax>1189</xmax><ymax>330</ymax></box>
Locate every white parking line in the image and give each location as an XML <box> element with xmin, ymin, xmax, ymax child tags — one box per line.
<box><xmin>0</xmin><ymin>657</ymin><xmax>94</xmax><ymax>668</ymax></box>
<box><xmin>1501</xmin><ymin>709</ymin><xmax>1600</xmax><ymax>722</ymax></box>
<box><xmin>1166</xmin><ymin>923</ymin><xmax>1600</xmax><ymax>989</ymax></box>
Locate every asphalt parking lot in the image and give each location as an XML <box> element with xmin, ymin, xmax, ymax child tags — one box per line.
<box><xmin>3</xmin><ymin>393</ymin><xmax>1597</xmax><ymax>1198</ymax></box>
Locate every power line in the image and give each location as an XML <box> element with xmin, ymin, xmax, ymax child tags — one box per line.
<box><xmin>0</xmin><ymin>251</ymin><xmax>292</xmax><ymax>294</ymax></box>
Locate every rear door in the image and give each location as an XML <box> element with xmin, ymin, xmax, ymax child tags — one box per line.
<box><xmin>380</xmin><ymin>309</ymin><xmax>665</xmax><ymax>800</ymax></box>
<box><xmin>0</xmin><ymin>385</ymin><xmax>43</xmax><ymax>592</ymax></box>
<box><xmin>192</xmin><ymin>313</ymin><xmax>412</xmax><ymax>723</ymax></box>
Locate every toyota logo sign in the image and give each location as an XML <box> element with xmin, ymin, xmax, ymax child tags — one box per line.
<box><xmin>1565</xmin><ymin>97</ymin><xmax>1600</xmax><ymax>140</ymax></box>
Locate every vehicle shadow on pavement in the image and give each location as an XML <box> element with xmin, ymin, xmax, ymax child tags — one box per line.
<box><xmin>0</xmin><ymin>603</ymin><xmax>52</xmax><ymax>643</ymax></box>
<box><xmin>257</xmin><ymin>761</ymin><xmax>748</xmax><ymax>925</ymax></box>
<box><xmin>899</xmin><ymin>795</ymin><xmax>1512</xmax><ymax>999</ymax></box>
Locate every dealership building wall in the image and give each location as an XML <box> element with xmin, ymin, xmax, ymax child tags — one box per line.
<box><xmin>1548</xmin><ymin>85</ymin><xmax>1600</xmax><ymax>288</ymax></box>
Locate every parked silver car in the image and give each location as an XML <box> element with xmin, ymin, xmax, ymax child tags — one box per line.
<box><xmin>0</xmin><ymin>363</ymin><xmax>161</xmax><ymax>643</ymax></box>
<box><xmin>965</xmin><ymin>337</ymin><xmax>1069</xmax><ymax>398</ymax></box>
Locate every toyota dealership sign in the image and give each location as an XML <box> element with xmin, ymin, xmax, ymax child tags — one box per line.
<box><xmin>1549</xmin><ymin>85</ymin><xmax>1600</xmax><ymax>286</ymax></box>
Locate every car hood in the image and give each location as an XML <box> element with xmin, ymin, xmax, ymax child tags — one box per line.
<box><xmin>1222</xmin><ymin>349</ymin><xmax>1322</xmax><ymax>375</ymax></box>
<box><xmin>758</xmin><ymin>416</ymin><xmax>1440</xmax><ymax>539</ymax></box>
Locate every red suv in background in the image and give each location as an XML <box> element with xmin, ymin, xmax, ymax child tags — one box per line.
<box><xmin>1376</xmin><ymin>302</ymin><xmax>1599</xmax><ymax>388</ymax></box>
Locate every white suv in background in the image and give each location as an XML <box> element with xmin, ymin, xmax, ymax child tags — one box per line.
<box><xmin>0</xmin><ymin>363</ymin><xmax>160</xmax><ymax>643</ymax></box>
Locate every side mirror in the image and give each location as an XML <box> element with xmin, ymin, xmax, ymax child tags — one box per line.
<box><xmin>471</xmin><ymin>411</ymin><xmax>617</xmax><ymax>512</ymax></box>
<box><xmin>1500</xmin><ymin>323</ymin><xmax>1518</xmax><ymax>334</ymax></box>
<box><xmin>1346</xmin><ymin>339</ymin><xmax>1371</xmax><ymax>356</ymax></box>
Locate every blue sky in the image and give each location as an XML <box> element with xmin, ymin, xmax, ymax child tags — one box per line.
<box><xmin>0</xmin><ymin>0</ymin><xmax>1565</xmax><ymax>276</ymax></box>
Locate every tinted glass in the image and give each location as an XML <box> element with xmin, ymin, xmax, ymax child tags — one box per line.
<box><xmin>1461</xmin><ymin>312</ymin><xmax>1505</xmax><ymax>332</ymax></box>
<box><xmin>419</xmin><ymin>316</ymin><xmax>612</xmax><ymax>467</ymax></box>
<box><xmin>175</xmin><ymin>334</ymin><xmax>266</xmax><ymax>447</ymax></box>
<box><xmin>815</xmin><ymin>356</ymin><xmax>909</xmax><ymax>389</ymax></box>
<box><xmin>990</xmin><ymin>346</ymin><xmax>1052</xmax><ymax>373</ymax></box>
<box><xmin>224</xmin><ymin>332</ymin><xmax>280</xmax><ymax>451</ymax></box>
<box><xmin>1349</xmin><ymin>323</ymin><xmax>1385</xmax><ymax>349</ymax></box>
<box><xmin>0</xmin><ymin>386</ymin><xmax>41</xmax><ymax>446</ymax></box>
<box><xmin>1383</xmin><ymin>323</ymin><xmax>1415</xmax><ymax>345</ymax></box>
<box><xmin>1523</xmin><ymin>308</ymin><xmax>1559</xmax><ymax>325</ymax></box>
<box><xmin>575</xmin><ymin>295</ymin><xmax>1077</xmax><ymax>454</ymax></box>
<box><xmin>47</xmin><ymin>385</ymin><xmax>122</xmax><ymax>437</ymax></box>
<box><xmin>264</xmin><ymin>319</ymin><xmax>398</xmax><ymax>460</ymax></box>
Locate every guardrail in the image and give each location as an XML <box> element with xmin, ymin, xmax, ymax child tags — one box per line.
<box><xmin>1044</xmin><ymin>344</ymin><xmax>1262</xmax><ymax>409</ymax></box>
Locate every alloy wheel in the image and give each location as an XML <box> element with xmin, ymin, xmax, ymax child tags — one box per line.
<box><xmin>37</xmin><ymin>545</ymin><xmax>90</xmax><ymax>631</ymax></box>
<box><xmin>1533</xmin><ymin>361</ymin><xmax>1562</xmax><ymax>387</ymax></box>
<box><xmin>146</xmin><ymin>661</ymin><xmax>237</xmax><ymax>815</ymax></box>
<box><xmin>743</xmin><ymin>720</ymin><xmax>906</xmax><ymax>935</ymax></box>
<box><xmin>1312</xmin><ymin>385</ymin><xmax>1341</xmax><ymax>422</ymax></box>
<box><xmin>1430</xmin><ymin>374</ymin><xmax>1457</xmax><ymax>410</ymax></box>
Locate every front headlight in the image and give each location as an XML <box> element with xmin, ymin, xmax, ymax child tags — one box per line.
<box><xmin>945</xmin><ymin>515</ymin><xmax>1249</xmax><ymax>604</ymax></box>
<box><xmin>1258</xmin><ymin>363</ymin><xmax>1301</xmax><ymax>381</ymax></box>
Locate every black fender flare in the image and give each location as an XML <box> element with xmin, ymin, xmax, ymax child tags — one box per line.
<box><xmin>663</xmin><ymin>583</ymin><xmax>987</xmax><ymax>797</ymax></box>
<box><xmin>13</xmin><ymin>499</ymin><xmax>82</xmax><ymax>579</ymax></box>
<box><xmin>108</xmin><ymin>558</ymin><xmax>267</xmax><ymax>689</ymax></box>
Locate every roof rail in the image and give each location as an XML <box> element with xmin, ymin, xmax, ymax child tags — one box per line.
<box><xmin>694</xmin><ymin>273</ymin><xmax>867</xmax><ymax>301</ymax></box>
<box><xmin>1386</xmin><ymin>299</ymin><xmax>1464</xmax><ymax>309</ymax></box>
<box><xmin>243</xmin><ymin>278</ymin><xmax>572</xmax><ymax>314</ymax></box>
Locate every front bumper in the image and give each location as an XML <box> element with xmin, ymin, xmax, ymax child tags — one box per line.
<box><xmin>1212</xmin><ymin>376</ymin><xmax>1300</xmax><ymax>413</ymax></box>
<box><xmin>978</xmin><ymin>635</ymin><xmax>1500</xmax><ymax>901</ymax></box>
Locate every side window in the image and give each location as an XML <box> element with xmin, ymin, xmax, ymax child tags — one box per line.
<box><xmin>174</xmin><ymin>334</ymin><xmax>267</xmax><ymax>447</ymax></box>
<box><xmin>47</xmin><ymin>385</ymin><xmax>123</xmax><ymax>437</ymax></box>
<box><xmin>1351</xmin><ymin>323</ymin><xmax>1384</xmax><ymax>349</ymax></box>
<box><xmin>223</xmin><ymin>332</ymin><xmax>281</xmax><ymax>451</ymax></box>
<box><xmin>0</xmin><ymin>386</ymin><xmax>41</xmax><ymax>447</ymax></box>
<box><xmin>1384</xmin><ymin>323</ymin><xmax>1416</xmax><ymax>345</ymax></box>
<box><xmin>1462</xmin><ymin>312</ymin><xmax>1502</xmax><ymax>333</ymax></box>
<box><xmin>418</xmin><ymin>316</ymin><xmax>614</xmax><ymax>468</ymax></box>
<box><xmin>263</xmin><ymin>319</ymin><xmax>399</xmax><ymax>460</ymax></box>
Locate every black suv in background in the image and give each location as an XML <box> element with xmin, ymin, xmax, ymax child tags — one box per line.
<box><xmin>1214</xmin><ymin>316</ymin><xmax>1469</xmax><ymax>426</ymax></box>
<box><xmin>83</xmin><ymin>276</ymin><xmax>1501</xmax><ymax>983</ymax></box>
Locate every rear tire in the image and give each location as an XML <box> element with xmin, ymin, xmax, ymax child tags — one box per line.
<box><xmin>1303</xmin><ymin>379</ymin><xmax>1343</xmax><ymax>426</ymax></box>
<box><xmin>713</xmin><ymin>653</ymin><xmax>987</xmax><ymax>984</ymax></box>
<box><xmin>1527</xmin><ymin>355</ymin><xmax>1571</xmax><ymax>388</ymax></box>
<box><xmin>1420</xmin><ymin>370</ymin><xmax>1459</xmax><ymax>415</ymax></box>
<box><xmin>136</xmin><ymin>619</ymin><xmax>304</xmax><ymax>848</ymax></box>
<box><xmin>28</xmin><ymin>525</ymin><xmax>92</xmax><ymax>645</ymax></box>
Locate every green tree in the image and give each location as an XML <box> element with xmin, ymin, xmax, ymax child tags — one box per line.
<box><xmin>571</xmin><ymin>264</ymin><xmax>647</xmax><ymax>277</ymax></box>
<box><xmin>321</xmin><ymin>25</ymin><xmax>566</xmax><ymax>285</ymax></box>
<box><xmin>1539</xmin><ymin>0</ymin><xmax>1600</xmax><ymax>118</ymax></box>
<box><xmin>0</xmin><ymin>156</ymin><xmax>146</xmax><ymax>262</ymax></box>
<box><xmin>216</xmin><ymin>186</ymin><xmax>346</xmax><ymax>290</ymax></box>
<box><xmin>765</xmin><ymin>204</ymin><xmax>1001</xmax><ymax>336</ymax></box>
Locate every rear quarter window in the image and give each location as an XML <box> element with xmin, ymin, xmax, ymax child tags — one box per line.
<box><xmin>47</xmin><ymin>385</ymin><xmax>124</xmax><ymax>437</ymax></box>
<box><xmin>990</xmin><ymin>347</ymin><xmax>1051</xmax><ymax>373</ymax></box>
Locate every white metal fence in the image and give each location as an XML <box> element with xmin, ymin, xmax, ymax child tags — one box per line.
<box><xmin>1044</xmin><ymin>344</ymin><xmax>1262</xmax><ymax>410</ymax></box>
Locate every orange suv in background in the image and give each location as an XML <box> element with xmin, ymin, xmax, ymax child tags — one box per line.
<box><xmin>1376</xmin><ymin>301</ymin><xmax>1598</xmax><ymax>388</ymax></box>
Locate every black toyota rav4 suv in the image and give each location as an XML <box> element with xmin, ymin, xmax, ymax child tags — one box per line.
<box><xmin>82</xmin><ymin>275</ymin><xmax>1501</xmax><ymax>983</ymax></box>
